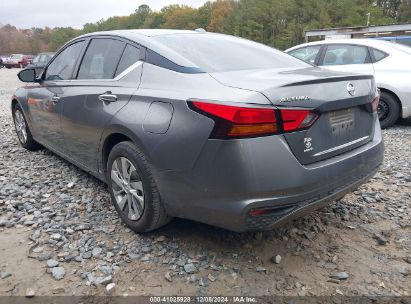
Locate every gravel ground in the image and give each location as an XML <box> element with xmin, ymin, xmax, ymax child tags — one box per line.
<box><xmin>0</xmin><ymin>68</ymin><xmax>410</xmax><ymax>297</ymax></box>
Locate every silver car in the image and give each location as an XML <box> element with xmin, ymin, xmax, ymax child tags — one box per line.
<box><xmin>286</xmin><ymin>39</ymin><xmax>411</xmax><ymax>128</ymax></box>
<box><xmin>12</xmin><ymin>30</ymin><xmax>383</xmax><ymax>232</ymax></box>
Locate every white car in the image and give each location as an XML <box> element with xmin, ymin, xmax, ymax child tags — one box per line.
<box><xmin>286</xmin><ymin>39</ymin><xmax>411</xmax><ymax>128</ymax></box>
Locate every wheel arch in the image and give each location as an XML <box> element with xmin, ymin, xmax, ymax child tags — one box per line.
<box><xmin>377</xmin><ymin>87</ymin><xmax>402</xmax><ymax>117</ymax></box>
<box><xmin>11</xmin><ymin>97</ymin><xmax>21</xmax><ymax>112</ymax></box>
<box><xmin>99</xmin><ymin>125</ymin><xmax>152</xmax><ymax>180</ymax></box>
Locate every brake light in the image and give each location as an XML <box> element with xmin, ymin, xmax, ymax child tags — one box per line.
<box><xmin>189</xmin><ymin>101</ymin><xmax>319</xmax><ymax>139</ymax></box>
<box><xmin>191</xmin><ymin>102</ymin><xmax>277</xmax><ymax>124</ymax></box>
<box><xmin>371</xmin><ymin>95</ymin><xmax>380</xmax><ymax>113</ymax></box>
<box><xmin>281</xmin><ymin>109</ymin><xmax>318</xmax><ymax>132</ymax></box>
<box><xmin>190</xmin><ymin>102</ymin><xmax>278</xmax><ymax>138</ymax></box>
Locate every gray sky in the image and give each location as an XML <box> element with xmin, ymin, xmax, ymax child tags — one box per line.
<box><xmin>0</xmin><ymin>0</ymin><xmax>209</xmax><ymax>29</ymax></box>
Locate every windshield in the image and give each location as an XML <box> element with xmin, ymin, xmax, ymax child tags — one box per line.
<box><xmin>153</xmin><ymin>34</ymin><xmax>309</xmax><ymax>72</ymax></box>
<box><xmin>380</xmin><ymin>41</ymin><xmax>411</xmax><ymax>54</ymax></box>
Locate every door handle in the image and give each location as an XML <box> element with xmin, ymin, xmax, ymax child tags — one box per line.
<box><xmin>51</xmin><ymin>96</ymin><xmax>60</xmax><ymax>104</ymax></box>
<box><xmin>98</xmin><ymin>93</ymin><xmax>117</xmax><ymax>103</ymax></box>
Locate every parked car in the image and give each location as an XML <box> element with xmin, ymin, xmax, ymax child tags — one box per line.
<box><xmin>4</xmin><ymin>54</ymin><xmax>34</xmax><ymax>68</ymax></box>
<box><xmin>27</xmin><ymin>52</ymin><xmax>55</xmax><ymax>75</ymax></box>
<box><xmin>0</xmin><ymin>55</ymin><xmax>10</xmax><ymax>68</ymax></box>
<box><xmin>12</xmin><ymin>30</ymin><xmax>383</xmax><ymax>232</ymax></box>
<box><xmin>286</xmin><ymin>39</ymin><xmax>411</xmax><ymax>128</ymax></box>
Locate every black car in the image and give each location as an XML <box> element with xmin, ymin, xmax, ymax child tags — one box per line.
<box><xmin>27</xmin><ymin>52</ymin><xmax>55</xmax><ymax>75</ymax></box>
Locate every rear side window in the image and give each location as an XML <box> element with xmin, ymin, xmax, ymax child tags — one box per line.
<box><xmin>115</xmin><ymin>44</ymin><xmax>141</xmax><ymax>77</ymax></box>
<box><xmin>288</xmin><ymin>46</ymin><xmax>321</xmax><ymax>64</ymax></box>
<box><xmin>322</xmin><ymin>45</ymin><xmax>369</xmax><ymax>66</ymax></box>
<box><xmin>370</xmin><ymin>48</ymin><xmax>388</xmax><ymax>62</ymax></box>
<box><xmin>77</xmin><ymin>38</ymin><xmax>125</xmax><ymax>79</ymax></box>
<box><xmin>45</xmin><ymin>41</ymin><xmax>84</xmax><ymax>80</ymax></box>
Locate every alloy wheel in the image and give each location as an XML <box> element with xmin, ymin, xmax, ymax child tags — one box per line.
<box><xmin>14</xmin><ymin>110</ymin><xmax>28</xmax><ymax>144</ymax></box>
<box><xmin>111</xmin><ymin>157</ymin><xmax>145</xmax><ymax>221</ymax></box>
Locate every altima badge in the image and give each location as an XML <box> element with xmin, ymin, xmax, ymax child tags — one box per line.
<box><xmin>280</xmin><ymin>96</ymin><xmax>310</xmax><ymax>102</ymax></box>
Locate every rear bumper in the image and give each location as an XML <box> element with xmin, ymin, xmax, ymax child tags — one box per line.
<box><xmin>157</xmin><ymin>119</ymin><xmax>384</xmax><ymax>232</ymax></box>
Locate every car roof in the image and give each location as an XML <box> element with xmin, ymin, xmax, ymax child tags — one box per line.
<box><xmin>68</xmin><ymin>29</ymin><xmax>221</xmax><ymax>70</ymax></box>
<box><xmin>96</xmin><ymin>29</ymin><xmax>200</xmax><ymax>37</ymax></box>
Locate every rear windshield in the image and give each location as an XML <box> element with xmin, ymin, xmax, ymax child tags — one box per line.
<box><xmin>153</xmin><ymin>34</ymin><xmax>308</xmax><ymax>72</ymax></box>
<box><xmin>377</xmin><ymin>40</ymin><xmax>411</xmax><ymax>54</ymax></box>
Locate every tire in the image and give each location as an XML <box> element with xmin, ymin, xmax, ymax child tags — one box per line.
<box><xmin>106</xmin><ymin>141</ymin><xmax>170</xmax><ymax>233</ymax></box>
<box><xmin>378</xmin><ymin>91</ymin><xmax>400</xmax><ymax>129</ymax></box>
<box><xmin>12</xmin><ymin>104</ymin><xmax>41</xmax><ymax>150</ymax></box>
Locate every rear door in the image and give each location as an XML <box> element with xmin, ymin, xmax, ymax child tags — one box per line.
<box><xmin>59</xmin><ymin>37</ymin><xmax>143</xmax><ymax>172</ymax></box>
<box><xmin>318</xmin><ymin>44</ymin><xmax>374</xmax><ymax>76</ymax></box>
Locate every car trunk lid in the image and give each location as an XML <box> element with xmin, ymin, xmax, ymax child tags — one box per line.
<box><xmin>210</xmin><ymin>67</ymin><xmax>377</xmax><ymax>165</ymax></box>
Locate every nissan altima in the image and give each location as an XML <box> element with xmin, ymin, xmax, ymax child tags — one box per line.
<box><xmin>12</xmin><ymin>30</ymin><xmax>384</xmax><ymax>232</ymax></box>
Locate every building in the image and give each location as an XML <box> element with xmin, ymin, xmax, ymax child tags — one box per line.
<box><xmin>305</xmin><ymin>23</ymin><xmax>411</xmax><ymax>42</ymax></box>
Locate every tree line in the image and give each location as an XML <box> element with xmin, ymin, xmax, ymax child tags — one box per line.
<box><xmin>1</xmin><ymin>0</ymin><xmax>410</xmax><ymax>55</ymax></box>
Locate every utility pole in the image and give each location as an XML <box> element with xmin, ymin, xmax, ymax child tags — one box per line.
<box><xmin>366</xmin><ymin>13</ymin><xmax>371</xmax><ymax>27</ymax></box>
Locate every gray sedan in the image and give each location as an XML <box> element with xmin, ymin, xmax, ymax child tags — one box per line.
<box><xmin>12</xmin><ymin>30</ymin><xmax>384</xmax><ymax>232</ymax></box>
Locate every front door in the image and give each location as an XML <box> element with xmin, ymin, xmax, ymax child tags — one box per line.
<box><xmin>26</xmin><ymin>40</ymin><xmax>85</xmax><ymax>151</ymax></box>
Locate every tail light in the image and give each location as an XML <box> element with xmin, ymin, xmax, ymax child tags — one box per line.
<box><xmin>189</xmin><ymin>101</ymin><xmax>319</xmax><ymax>139</ymax></box>
<box><xmin>281</xmin><ymin>109</ymin><xmax>318</xmax><ymax>132</ymax></box>
<box><xmin>371</xmin><ymin>95</ymin><xmax>380</xmax><ymax>113</ymax></box>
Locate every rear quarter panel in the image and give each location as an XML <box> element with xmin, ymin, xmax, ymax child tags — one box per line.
<box><xmin>101</xmin><ymin>63</ymin><xmax>271</xmax><ymax>173</ymax></box>
<box><xmin>374</xmin><ymin>57</ymin><xmax>411</xmax><ymax>118</ymax></box>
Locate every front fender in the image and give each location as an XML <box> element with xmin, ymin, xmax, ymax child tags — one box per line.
<box><xmin>11</xmin><ymin>89</ymin><xmax>32</xmax><ymax>127</ymax></box>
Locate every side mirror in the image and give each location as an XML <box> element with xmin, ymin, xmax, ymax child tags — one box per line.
<box><xmin>18</xmin><ymin>68</ymin><xmax>38</xmax><ymax>83</ymax></box>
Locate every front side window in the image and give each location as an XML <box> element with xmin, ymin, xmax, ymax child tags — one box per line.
<box><xmin>288</xmin><ymin>46</ymin><xmax>321</xmax><ymax>64</ymax></box>
<box><xmin>322</xmin><ymin>45</ymin><xmax>368</xmax><ymax>66</ymax></box>
<box><xmin>45</xmin><ymin>41</ymin><xmax>84</xmax><ymax>80</ymax></box>
<box><xmin>77</xmin><ymin>39</ymin><xmax>125</xmax><ymax>79</ymax></box>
